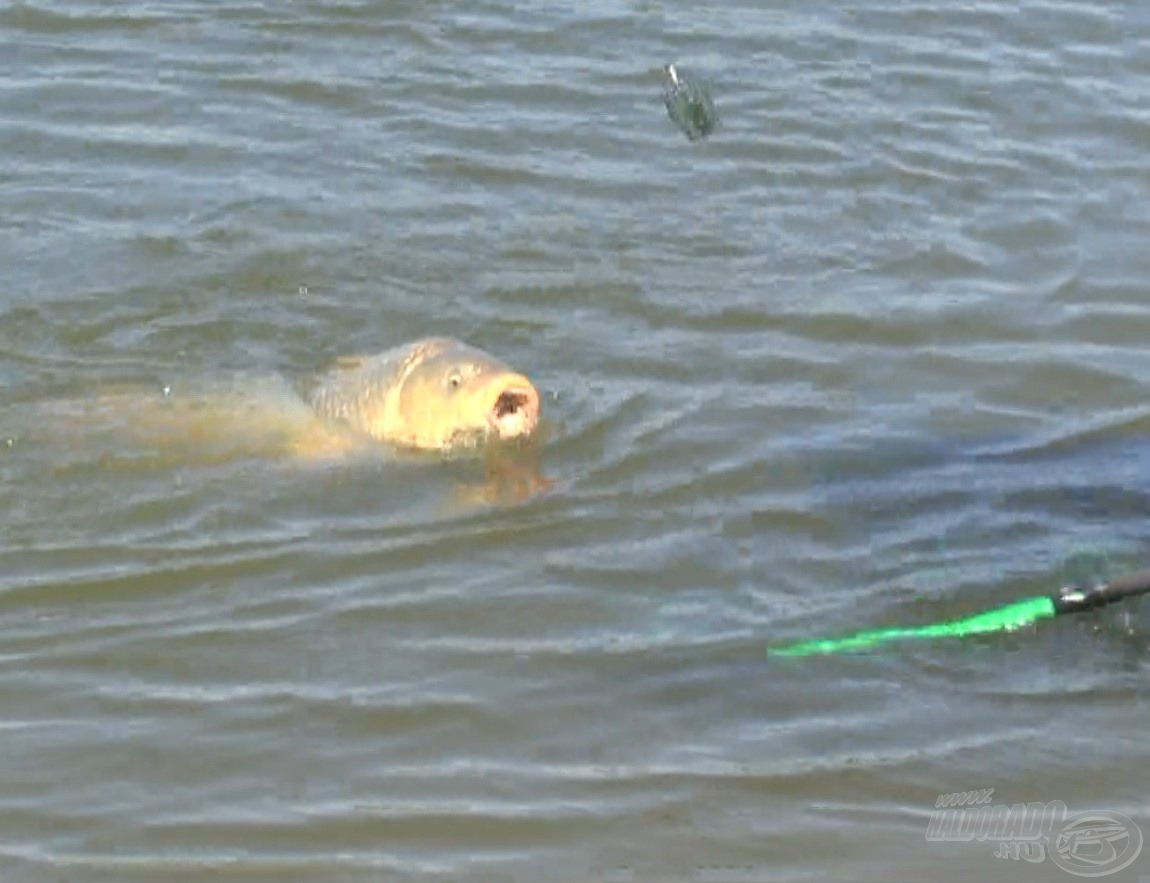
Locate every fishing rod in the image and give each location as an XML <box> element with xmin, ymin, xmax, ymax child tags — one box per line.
<box><xmin>769</xmin><ymin>566</ymin><xmax>1150</xmax><ymax>657</ymax></box>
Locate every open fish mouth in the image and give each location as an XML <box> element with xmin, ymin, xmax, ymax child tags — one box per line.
<box><xmin>487</xmin><ymin>382</ymin><xmax>540</xmax><ymax>440</ymax></box>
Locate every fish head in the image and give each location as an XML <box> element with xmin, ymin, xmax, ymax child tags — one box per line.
<box><xmin>394</xmin><ymin>340</ymin><xmax>541</xmax><ymax>451</ymax></box>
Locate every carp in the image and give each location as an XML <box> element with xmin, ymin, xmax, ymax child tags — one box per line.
<box><xmin>307</xmin><ymin>337</ymin><xmax>541</xmax><ymax>452</ymax></box>
<box><xmin>18</xmin><ymin>337</ymin><xmax>543</xmax><ymax>465</ymax></box>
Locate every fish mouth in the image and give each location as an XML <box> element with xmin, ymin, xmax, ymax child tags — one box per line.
<box><xmin>487</xmin><ymin>379</ymin><xmax>540</xmax><ymax>440</ymax></box>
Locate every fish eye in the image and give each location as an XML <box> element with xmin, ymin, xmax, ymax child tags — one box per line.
<box><xmin>446</xmin><ymin>371</ymin><xmax>462</xmax><ymax>390</ymax></box>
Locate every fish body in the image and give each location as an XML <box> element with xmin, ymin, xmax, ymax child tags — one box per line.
<box><xmin>21</xmin><ymin>338</ymin><xmax>542</xmax><ymax>465</ymax></box>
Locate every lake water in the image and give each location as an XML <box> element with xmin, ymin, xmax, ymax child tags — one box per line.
<box><xmin>2</xmin><ymin>1</ymin><xmax>1150</xmax><ymax>881</ymax></box>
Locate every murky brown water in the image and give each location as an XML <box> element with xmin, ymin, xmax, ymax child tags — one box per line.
<box><xmin>3</xmin><ymin>1</ymin><xmax>1150</xmax><ymax>880</ymax></box>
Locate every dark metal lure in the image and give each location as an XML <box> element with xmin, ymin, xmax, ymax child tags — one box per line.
<box><xmin>663</xmin><ymin>64</ymin><xmax>718</xmax><ymax>141</ymax></box>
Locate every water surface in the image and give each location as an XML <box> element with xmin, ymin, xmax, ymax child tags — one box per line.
<box><xmin>3</xmin><ymin>1</ymin><xmax>1150</xmax><ymax>880</ymax></box>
